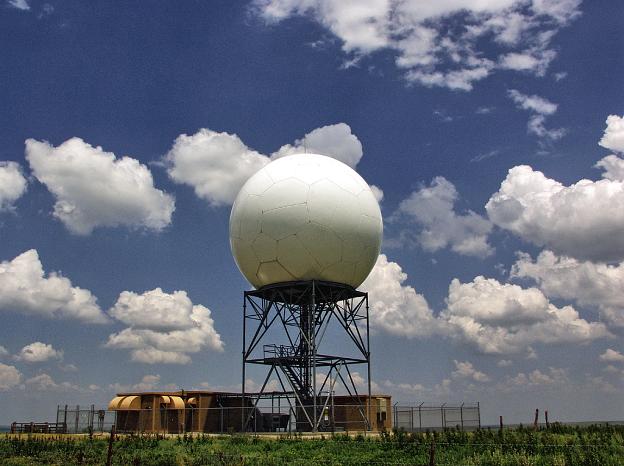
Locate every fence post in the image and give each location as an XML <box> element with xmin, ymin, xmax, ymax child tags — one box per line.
<box><xmin>477</xmin><ymin>402</ymin><xmax>481</xmax><ymax>429</ymax></box>
<box><xmin>460</xmin><ymin>403</ymin><xmax>464</xmax><ymax>431</ymax></box>
<box><xmin>533</xmin><ymin>409</ymin><xmax>539</xmax><ymax>430</ymax></box>
<box><xmin>429</xmin><ymin>438</ymin><xmax>436</xmax><ymax>466</ymax></box>
<box><xmin>545</xmin><ymin>410</ymin><xmax>549</xmax><ymax>429</ymax></box>
<box><xmin>90</xmin><ymin>404</ymin><xmax>95</xmax><ymax>433</ymax></box>
<box><xmin>63</xmin><ymin>404</ymin><xmax>68</xmax><ymax>431</ymax></box>
<box><xmin>419</xmin><ymin>403</ymin><xmax>423</xmax><ymax>430</ymax></box>
<box><xmin>499</xmin><ymin>416</ymin><xmax>503</xmax><ymax>432</ymax></box>
<box><xmin>75</xmin><ymin>405</ymin><xmax>80</xmax><ymax>434</ymax></box>
<box><xmin>106</xmin><ymin>424</ymin><xmax>116</xmax><ymax>466</ymax></box>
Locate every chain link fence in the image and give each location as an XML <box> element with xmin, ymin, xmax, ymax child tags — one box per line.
<box><xmin>50</xmin><ymin>402</ymin><xmax>479</xmax><ymax>434</ymax></box>
<box><xmin>393</xmin><ymin>403</ymin><xmax>480</xmax><ymax>432</ymax></box>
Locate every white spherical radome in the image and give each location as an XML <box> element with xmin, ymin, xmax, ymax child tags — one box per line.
<box><xmin>229</xmin><ymin>153</ymin><xmax>383</xmax><ymax>289</ymax></box>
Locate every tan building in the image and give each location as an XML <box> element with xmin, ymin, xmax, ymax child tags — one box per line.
<box><xmin>108</xmin><ymin>391</ymin><xmax>391</xmax><ymax>433</ymax></box>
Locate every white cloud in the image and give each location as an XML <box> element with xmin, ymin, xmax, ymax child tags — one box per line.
<box><xmin>165</xmin><ymin>129</ymin><xmax>270</xmax><ymax>207</ymax></box>
<box><xmin>59</xmin><ymin>363</ymin><xmax>78</xmax><ymax>372</ymax></box>
<box><xmin>7</xmin><ymin>0</ymin><xmax>30</xmax><ymax>11</ymax></box>
<box><xmin>0</xmin><ymin>161</ymin><xmax>27</xmax><ymax>211</ymax></box>
<box><xmin>165</xmin><ymin>123</ymin><xmax>366</xmax><ymax>206</ymax></box>
<box><xmin>553</xmin><ymin>71</ymin><xmax>568</xmax><ymax>81</ymax></box>
<box><xmin>360</xmin><ymin>254</ymin><xmax>609</xmax><ymax>355</ymax></box>
<box><xmin>271</xmin><ymin>123</ymin><xmax>363</xmax><ymax>168</ymax></box>
<box><xmin>584</xmin><ymin>376</ymin><xmax>618</xmax><ymax>394</ymax></box>
<box><xmin>486</xmin><ymin>160</ymin><xmax>624</xmax><ymax>262</ymax></box>
<box><xmin>599</xmin><ymin>349</ymin><xmax>624</xmax><ymax>363</ymax></box>
<box><xmin>25</xmin><ymin>373</ymin><xmax>58</xmax><ymax>391</ymax></box>
<box><xmin>16</xmin><ymin>342</ymin><xmax>63</xmax><ymax>363</ymax></box>
<box><xmin>511</xmin><ymin>250</ymin><xmax>624</xmax><ymax>329</ymax></box>
<box><xmin>253</xmin><ymin>0</ymin><xmax>580</xmax><ymax>91</ymax></box>
<box><xmin>395</xmin><ymin>177</ymin><xmax>493</xmax><ymax>257</ymax></box>
<box><xmin>499</xmin><ymin>48</ymin><xmax>556</xmax><ymax>76</ymax></box>
<box><xmin>507</xmin><ymin>89</ymin><xmax>557</xmax><ymax>115</ymax></box>
<box><xmin>381</xmin><ymin>379</ymin><xmax>428</xmax><ymax>398</ymax></box>
<box><xmin>532</xmin><ymin>0</ymin><xmax>582</xmax><ymax>24</ymax></box>
<box><xmin>0</xmin><ymin>249</ymin><xmax>107</xmax><ymax>323</ymax></box>
<box><xmin>370</xmin><ymin>185</ymin><xmax>384</xmax><ymax>203</ymax></box>
<box><xmin>599</xmin><ymin>115</ymin><xmax>624</xmax><ymax>153</ymax></box>
<box><xmin>471</xmin><ymin>149</ymin><xmax>500</xmax><ymax>163</ymax></box>
<box><xmin>441</xmin><ymin>276</ymin><xmax>610</xmax><ymax>354</ymax></box>
<box><xmin>526</xmin><ymin>114</ymin><xmax>566</xmax><ymax>141</ymax></box>
<box><xmin>360</xmin><ymin>254</ymin><xmax>439</xmax><ymax>338</ymax></box>
<box><xmin>497</xmin><ymin>367</ymin><xmax>569</xmax><ymax>391</ymax></box>
<box><xmin>0</xmin><ymin>345</ymin><xmax>8</xmax><ymax>358</ymax></box>
<box><xmin>507</xmin><ymin>89</ymin><xmax>565</xmax><ymax>142</ymax></box>
<box><xmin>451</xmin><ymin>360</ymin><xmax>490</xmax><ymax>382</ymax></box>
<box><xmin>0</xmin><ymin>363</ymin><xmax>22</xmax><ymax>390</ymax></box>
<box><xmin>106</xmin><ymin>288</ymin><xmax>224</xmax><ymax>364</ymax></box>
<box><xmin>23</xmin><ymin>373</ymin><xmax>85</xmax><ymax>392</ymax></box>
<box><xmin>595</xmin><ymin>155</ymin><xmax>624</xmax><ymax>181</ymax></box>
<box><xmin>497</xmin><ymin>359</ymin><xmax>513</xmax><ymax>367</ymax></box>
<box><xmin>26</xmin><ymin>138</ymin><xmax>175</xmax><ymax>235</ymax></box>
<box><xmin>108</xmin><ymin>374</ymin><xmax>168</xmax><ymax>393</ymax></box>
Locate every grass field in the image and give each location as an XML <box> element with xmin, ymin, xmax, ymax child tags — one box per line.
<box><xmin>2</xmin><ymin>424</ymin><xmax>623</xmax><ymax>465</ymax></box>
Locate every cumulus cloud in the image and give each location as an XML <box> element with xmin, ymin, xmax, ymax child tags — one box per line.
<box><xmin>360</xmin><ymin>254</ymin><xmax>439</xmax><ymax>338</ymax></box>
<box><xmin>271</xmin><ymin>123</ymin><xmax>363</xmax><ymax>168</ymax></box>
<box><xmin>0</xmin><ymin>249</ymin><xmax>107</xmax><ymax>323</ymax></box>
<box><xmin>165</xmin><ymin>129</ymin><xmax>270</xmax><ymax>207</ymax></box>
<box><xmin>511</xmin><ymin>250</ymin><xmax>624</xmax><ymax>329</ymax></box>
<box><xmin>360</xmin><ymin>254</ymin><xmax>609</xmax><ymax>354</ymax></box>
<box><xmin>106</xmin><ymin>288</ymin><xmax>224</xmax><ymax>364</ymax></box>
<box><xmin>0</xmin><ymin>363</ymin><xmax>22</xmax><ymax>390</ymax></box>
<box><xmin>23</xmin><ymin>373</ymin><xmax>86</xmax><ymax>392</ymax></box>
<box><xmin>598</xmin><ymin>115</ymin><xmax>624</xmax><ymax>153</ymax></box>
<box><xmin>25</xmin><ymin>373</ymin><xmax>59</xmax><ymax>391</ymax></box>
<box><xmin>507</xmin><ymin>89</ymin><xmax>566</xmax><ymax>142</ymax></box>
<box><xmin>451</xmin><ymin>360</ymin><xmax>490</xmax><ymax>382</ymax></box>
<box><xmin>253</xmin><ymin>0</ymin><xmax>580</xmax><ymax>90</ymax></box>
<box><xmin>441</xmin><ymin>276</ymin><xmax>610</xmax><ymax>354</ymax></box>
<box><xmin>486</xmin><ymin>159</ymin><xmax>624</xmax><ymax>262</ymax></box>
<box><xmin>497</xmin><ymin>367</ymin><xmax>569</xmax><ymax>392</ymax></box>
<box><xmin>394</xmin><ymin>177</ymin><xmax>493</xmax><ymax>257</ymax></box>
<box><xmin>16</xmin><ymin>342</ymin><xmax>63</xmax><ymax>363</ymax></box>
<box><xmin>599</xmin><ymin>349</ymin><xmax>624</xmax><ymax>363</ymax></box>
<box><xmin>165</xmin><ymin>123</ymin><xmax>366</xmax><ymax>206</ymax></box>
<box><xmin>595</xmin><ymin>155</ymin><xmax>624</xmax><ymax>181</ymax></box>
<box><xmin>0</xmin><ymin>161</ymin><xmax>27</xmax><ymax>211</ymax></box>
<box><xmin>26</xmin><ymin>138</ymin><xmax>175</xmax><ymax>235</ymax></box>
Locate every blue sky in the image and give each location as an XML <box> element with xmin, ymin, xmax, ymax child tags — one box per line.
<box><xmin>1</xmin><ymin>0</ymin><xmax>623</xmax><ymax>425</ymax></box>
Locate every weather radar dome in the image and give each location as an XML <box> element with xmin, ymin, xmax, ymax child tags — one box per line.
<box><xmin>229</xmin><ymin>153</ymin><xmax>382</xmax><ymax>289</ymax></box>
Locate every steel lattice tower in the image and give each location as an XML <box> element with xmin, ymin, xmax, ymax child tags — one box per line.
<box><xmin>241</xmin><ymin>280</ymin><xmax>371</xmax><ymax>432</ymax></box>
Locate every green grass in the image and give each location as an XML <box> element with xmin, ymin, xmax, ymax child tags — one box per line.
<box><xmin>1</xmin><ymin>424</ymin><xmax>623</xmax><ymax>465</ymax></box>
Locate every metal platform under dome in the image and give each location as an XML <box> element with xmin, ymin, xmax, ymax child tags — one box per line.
<box><xmin>242</xmin><ymin>280</ymin><xmax>372</xmax><ymax>432</ymax></box>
